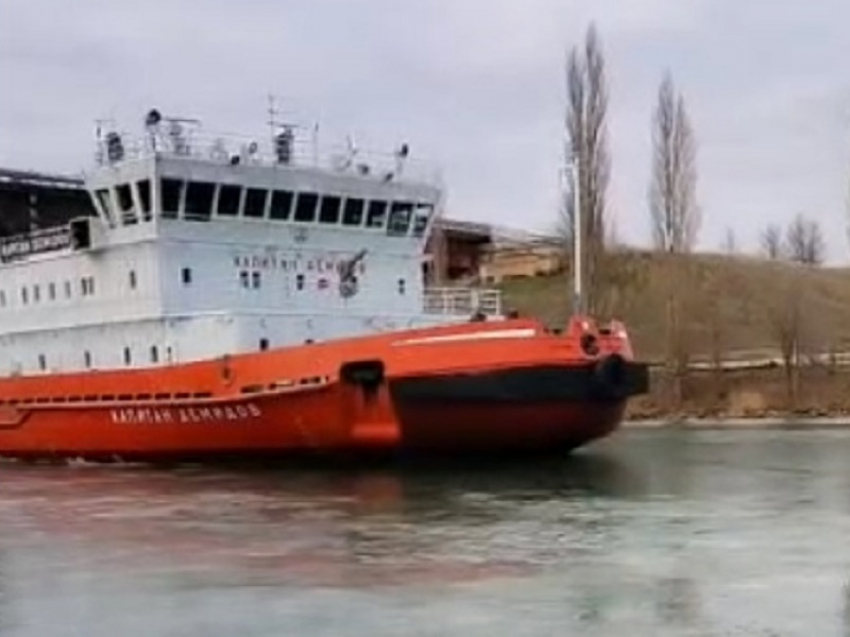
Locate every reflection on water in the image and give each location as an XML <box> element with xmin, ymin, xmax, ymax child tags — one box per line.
<box><xmin>1</xmin><ymin>428</ymin><xmax>850</xmax><ymax>635</ymax></box>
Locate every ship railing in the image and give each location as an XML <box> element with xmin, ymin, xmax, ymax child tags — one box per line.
<box><xmin>423</xmin><ymin>287</ymin><xmax>502</xmax><ymax>317</ymax></box>
<box><xmin>94</xmin><ymin>129</ymin><xmax>442</xmax><ymax>187</ymax></box>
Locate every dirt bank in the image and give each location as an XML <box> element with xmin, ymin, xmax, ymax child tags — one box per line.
<box><xmin>625</xmin><ymin>365</ymin><xmax>850</xmax><ymax>422</ymax></box>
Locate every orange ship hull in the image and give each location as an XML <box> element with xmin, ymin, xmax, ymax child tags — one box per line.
<box><xmin>0</xmin><ymin>317</ymin><xmax>649</xmax><ymax>461</ymax></box>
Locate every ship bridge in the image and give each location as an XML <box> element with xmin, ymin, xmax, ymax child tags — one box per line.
<box><xmin>0</xmin><ymin>108</ymin><xmax>502</xmax><ymax>376</ymax></box>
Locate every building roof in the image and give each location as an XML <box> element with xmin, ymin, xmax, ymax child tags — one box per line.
<box><xmin>0</xmin><ymin>168</ymin><xmax>84</xmax><ymax>191</ymax></box>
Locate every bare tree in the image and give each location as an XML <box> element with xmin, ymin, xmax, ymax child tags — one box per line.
<box><xmin>649</xmin><ymin>72</ymin><xmax>700</xmax><ymax>254</ymax></box>
<box><xmin>767</xmin><ymin>275</ymin><xmax>805</xmax><ymax>407</ymax></box>
<box><xmin>760</xmin><ymin>223</ymin><xmax>783</xmax><ymax>260</ymax></box>
<box><xmin>561</xmin><ymin>23</ymin><xmax>611</xmax><ymax>315</ymax></box>
<box><xmin>786</xmin><ymin>213</ymin><xmax>825</xmax><ymax>265</ymax></box>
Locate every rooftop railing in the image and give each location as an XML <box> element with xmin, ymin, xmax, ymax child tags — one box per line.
<box><xmin>423</xmin><ymin>287</ymin><xmax>502</xmax><ymax>318</ymax></box>
<box><xmin>94</xmin><ymin>125</ymin><xmax>441</xmax><ymax>187</ymax></box>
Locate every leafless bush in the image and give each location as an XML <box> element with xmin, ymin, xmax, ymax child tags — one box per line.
<box><xmin>785</xmin><ymin>213</ymin><xmax>824</xmax><ymax>265</ymax></box>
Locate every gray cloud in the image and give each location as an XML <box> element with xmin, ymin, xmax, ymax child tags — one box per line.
<box><xmin>1</xmin><ymin>1</ymin><xmax>848</xmax><ymax>259</ymax></box>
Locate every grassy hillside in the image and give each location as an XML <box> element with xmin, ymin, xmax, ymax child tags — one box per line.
<box><xmin>498</xmin><ymin>250</ymin><xmax>850</xmax><ymax>361</ymax></box>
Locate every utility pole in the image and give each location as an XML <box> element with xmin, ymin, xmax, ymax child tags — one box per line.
<box><xmin>568</xmin><ymin>159</ymin><xmax>583</xmax><ymax>316</ymax></box>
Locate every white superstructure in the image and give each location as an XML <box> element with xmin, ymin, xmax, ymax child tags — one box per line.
<box><xmin>0</xmin><ymin>109</ymin><xmax>502</xmax><ymax>376</ymax></box>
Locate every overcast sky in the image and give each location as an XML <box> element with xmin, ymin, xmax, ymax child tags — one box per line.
<box><xmin>2</xmin><ymin>1</ymin><xmax>849</xmax><ymax>259</ymax></box>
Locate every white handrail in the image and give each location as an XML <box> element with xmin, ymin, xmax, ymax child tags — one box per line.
<box><xmin>423</xmin><ymin>287</ymin><xmax>502</xmax><ymax>317</ymax></box>
<box><xmin>93</xmin><ymin>129</ymin><xmax>441</xmax><ymax>187</ymax></box>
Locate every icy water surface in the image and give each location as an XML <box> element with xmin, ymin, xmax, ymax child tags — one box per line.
<box><xmin>2</xmin><ymin>427</ymin><xmax>850</xmax><ymax>635</ymax></box>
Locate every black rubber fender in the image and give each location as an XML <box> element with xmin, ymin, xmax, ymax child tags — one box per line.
<box><xmin>592</xmin><ymin>353</ymin><xmax>627</xmax><ymax>399</ymax></box>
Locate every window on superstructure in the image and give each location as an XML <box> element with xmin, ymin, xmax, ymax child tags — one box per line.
<box><xmin>259</xmin><ymin>338</ymin><xmax>269</xmax><ymax>351</ymax></box>
<box><xmin>81</xmin><ymin>277</ymin><xmax>94</xmax><ymax>297</ymax></box>
<box><xmin>269</xmin><ymin>190</ymin><xmax>293</xmax><ymax>220</ymax></box>
<box><xmin>240</xmin><ymin>271</ymin><xmax>250</xmax><ymax>288</ymax></box>
<box><xmin>251</xmin><ymin>271</ymin><xmax>261</xmax><ymax>289</ymax></box>
<box><xmin>343</xmin><ymin>198</ymin><xmax>365</xmax><ymax>226</ymax></box>
<box><xmin>137</xmin><ymin>180</ymin><xmax>152</xmax><ymax>220</ymax></box>
<box><xmin>181</xmin><ymin>267</ymin><xmax>192</xmax><ymax>285</ymax></box>
<box><xmin>64</xmin><ymin>281</ymin><xmax>72</xmax><ymax>299</ymax></box>
<box><xmin>48</xmin><ymin>282</ymin><xmax>56</xmax><ymax>301</ymax></box>
<box><xmin>116</xmin><ymin>184</ymin><xmax>136</xmax><ymax>224</ymax></box>
<box><xmin>185</xmin><ymin>182</ymin><xmax>215</xmax><ymax>221</ymax></box>
<box><xmin>33</xmin><ymin>285</ymin><xmax>40</xmax><ymax>303</ymax></box>
<box><xmin>366</xmin><ymin>201</ymin><xmax>388</xmax><ymax>228</ymax></box>
<box><xmin>150</xmin><ymin>346</ymin><xmax>159</xmax><ymax>364</ymax></box>
<box><xmin>388</xmin><ymin>202</ymin><xmax>413</xmax><ymax>236</ymax></box>
<box><xmin>84</xmin><ymin>351</ymin><xmax>92</xmax><ymax>369</ymax></box>
<box><xmin>294</xmin><ymin>192</ymin><xmax>318</xmax><ymax>223</ymax></box>
<box><xmin>38</xmin><ymin>354</ymin><xmax>46</xmax><ymax>371</ymax></box>
<box><xmin>412</xmin><ymin>203</ymin><xmax>433</xmax><ymax>237</ymax></box>
<box><xmin>319</xmin><ymin>196</ymin><xmax>342</xmax><ymax>224</ymax></box>
<box><xmin>244</xmin><ymin>188</ymin><xmax>268</xmax><ymax>218</ymax></box>
<box><xmin>161</xmin><ymin>179</ymin><xmax>184</xmax><ymax>219</ymax></box>
<box><xmin>124</xmin><ymin>347</ymin><xmax>132</xmax><ymax>366</ymax></box>
<box><xmin>296</xmin><ymin>274</ymin><xmax>305</xmax><ymax>291</ymax></box>
<box><xmin>95</xmin><ymin>188</ymin><xmax>115</xmax><ymax>226</ymax></box>
<box><xmin>217</xmin><ymin>185</ymin><xmax>242</xmax><ymax>216</ymax></box>
<box><xmin>20</xmin><ymin>287</ymin><xmax>28</xmax><ymax>305</ymax></box>
<box><xmin>0</xmin><ymin>290</ymin><xmax>6</xmax><ymax>307</ymax></box>
<box><xmin>398</xmin><ymin>278</ymin><xmax>406</xmax><ymax>295</ymax></box>
<box><xmin>129</xmin><ymin>270</ymin><xmax>137</xmax><ymax>290</ymax></box>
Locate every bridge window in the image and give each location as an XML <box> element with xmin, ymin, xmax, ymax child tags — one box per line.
<box><xmin>367</xmin><ymin>201</ymin><xmax>387</xmax><ymax>228</ymax></box>
<box><xmin>95</xmin><ymin>188</ymin><xmax>114</xmax><ymax>225</ymax></box>
<box><xmin>244</xmin><ymin>188</ymin><xmax>268</xmax><ymax>218</ymax></box>
<box><xmin>388</xmin><ymin>202</ymin><xmax>413</xmax><ymax>236</ymax></box>
<box><xmin>117</xmin><ymin>184</ymin><xmax>136</xmax><ymax>224</ymax></box>
<box><xmin>319</xmin><ymin>196</ymin><xmax>342</xmax><ymax>224</ymax></box>
<box><xmin>161</xmin><ymin>179</ymin><xmax>183</xmax><ymax>219</ymax></box>
<box><xmin>217</xmin><ymin>185</ymin><xmax>242</xmax><ymax>216</ymax></box>
<box><xmin>413</xmin><ymin>203</ymin><xmax>433</xmax><ymax>237</ymax></box>
<box><xmin>343</xmin><ymin>198</ymin><xmax>365</xmax><ymax>226</ymax></box>
<box><xmin>181</xmin><ymin>267</ymin><xmax>192</xmax><ymax>285</ymax></box>
<box><xmin>269</xmin><ymin>190</ymin><xmax>293</xmax><ymax>220</ymax></box>
<box><xmin>294</xmin><ymin>192</ymin><xmax>318</xmax><ymax>222</ymax></box>
<box><xmin>185</xmin><ymin>182</ymin><xmax>215</xmax><ymax>221</ymax></box>
<box><xmin>137</xmin><ymin>180</ymin><xmax>152</xmax><ymax>219</ymax></box>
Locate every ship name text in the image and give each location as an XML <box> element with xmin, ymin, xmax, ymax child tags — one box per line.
<box><xmin>110</xmin><ymin>403</ymin><xmax>262</xmax><ymax>425</ymax></box>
